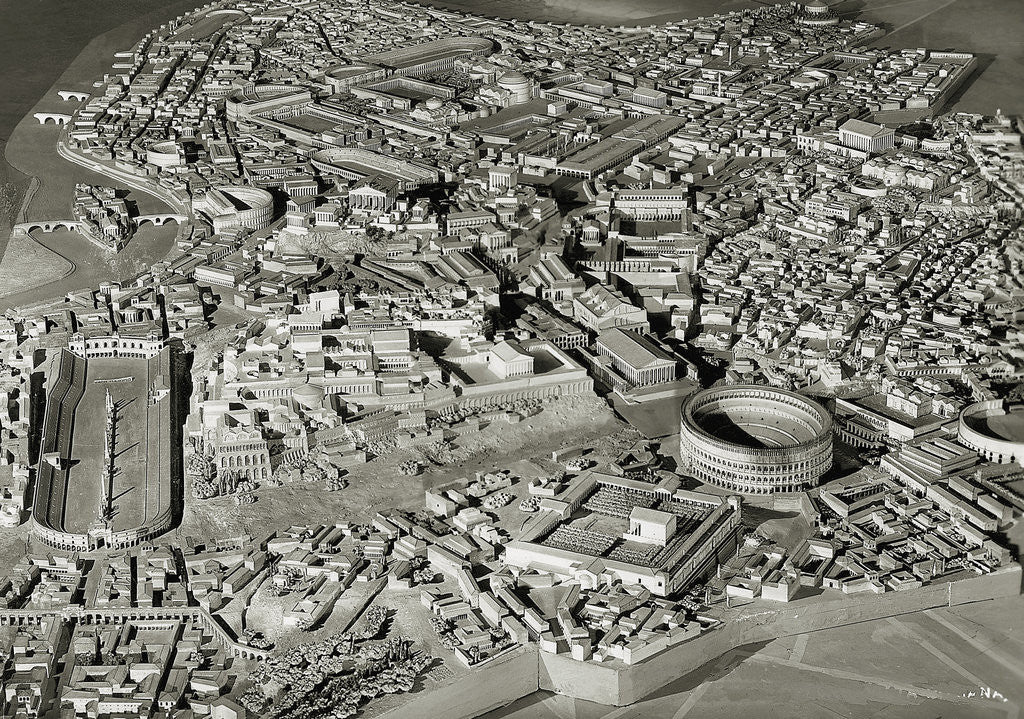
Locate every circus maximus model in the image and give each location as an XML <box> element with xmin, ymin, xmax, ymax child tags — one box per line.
<box><xmin>0</xmin><ymin>0</ymin><xmax>1021</xmax><ymax>717</ymax></box>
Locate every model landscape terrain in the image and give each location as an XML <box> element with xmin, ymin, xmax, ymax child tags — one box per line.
<box><xmin>0</xmin><ymin>0</ymin><xmax>1022</xmax><ymax>717</ymax></box>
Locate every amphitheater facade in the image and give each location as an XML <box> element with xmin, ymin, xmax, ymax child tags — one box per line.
<box><xmin>679</xmin><ymin>385</ymin><xmax>833</xmax><ymax>494</ymax></box>
<box><xmin>958</xmin><ymin>400</ymin><xmax>1024</xmax><ymax>467</ymax></box>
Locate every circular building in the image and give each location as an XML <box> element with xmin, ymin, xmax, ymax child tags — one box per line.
<box><xmin>797</xmin><ymin>0</ymin><xmax>840</xmax><ymax>26</ymax></box>
<box><xmin>680</xmin><ymin>385</ymin><xmax>833</xmax><ymax>494</ymax></box>
<box><xmin>192</xmin><ymin>185</ymin><xmax>274</xmax><ymax>232</ymax></box>
<box><xmin>292</xmin><ymin>382</ymin><xmax>324</xmax><ymax>409</ymax></box>
<box><xmin>958</xmin><ymin>400</ymin><xmax>1024</xmax><ymax>467</ymax></box>
<box><xmin>146</xmin><ymin>140</ymin><xmax>184</xmax><ymax>169</ymax></box>
<box><xmin>497</xmin><ymin>71</ymin><xmax>533</xmax><ymax>105</ymax></box>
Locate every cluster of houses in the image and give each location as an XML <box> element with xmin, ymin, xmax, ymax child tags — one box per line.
<box><xmin>71</xmin><ymin>185</ymin><xmax>135</xmax><ymax>252</ymax></box>
<box><xmin>725</xmin><ymin>447</ymin><xmax>1018</xmax><ymax>601</ymax></box>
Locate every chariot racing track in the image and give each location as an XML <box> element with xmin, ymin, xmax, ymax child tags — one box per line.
<box><xmin>32</xmin><ymin>349</ymin><xmax>177</xmax><ymax>551</ymax></box>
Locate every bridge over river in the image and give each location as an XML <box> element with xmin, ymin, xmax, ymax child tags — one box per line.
<box><xmin>14</xmin><ymin>213</ymin><xmax>186</xmax><ymax>236</ymax></box>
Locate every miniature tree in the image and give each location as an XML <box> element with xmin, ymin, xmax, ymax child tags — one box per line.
<box><xmin>186</xmin><ymin>452</ymin><xmax>210</xmax><ymax>477</ymax></box>
<box><xmin>244</xmin><ymin>630</ymin><xmax>274</xmax><ymax>650</ymax></box>
<box><xmin>74</xmin><ymin>647</ymin><xmax>98</xmax><ymax>666</ymax></box>
<box><xmin>438</xmin><ymin>634</ymin><xmax>459</xmax><ymax>650</ymax></box>
<box><xmin>218</xmin><ymin>469</ymin><xmax>233</xmax><ymax>495</ymax></box>
<box><xmin>360</xmin><ymin>605</ymin><xmax>389</xmax><ymax>639</ymax></box>
<box><xmin>429</xmin><ymin>616</ymin><xmax>451</xmax><ymax>635</ymax></box>
<box><xmin>325</xmin><ymin>476</ymin><xmax>346</xmax><ymax>492</ymax></box>
<box><xmin>422</xmin><ymin>439</ymin><xmax>453</xmax><ymax>465</ymax></box>
<box><xmin>413</xmin><ymin>566</ymin><xmax>436</xmax><ymax>585</ymax></box>
<box><xmin>188</xmin><ymin>648</ymin><xmax>207</xmax><ymax>668</ymax></box>
<box><xmin>488</xmin><ymin>627</ymin><xmax>508</xmax><ymax>646</ymax></box>
<box><xmin>565</xmin><ymin>456</ymin><xmax>589</xmax><ymax>472</ymax></box>
<box><xmin>192</xmin><ymin>479</ymin><xmax>218</xmax><ymax>500</ymax></box>
<box><xmin>398</xmin><ymin>460</ymin><xmax>421</xmax><ymax>476</ymax></box>
<box><xmin>239</xmin><ymin>688</ymin><xmax>268</xmax><ymax>714</ymax></box>
<box><xmin>236</xmin><ymin>479</ymin><xmax>258</xmax><ymax>494</ymax></box>
<box><xmin>301</xmin><ymin>462</ymin><xmax>326</xmax><ymax>483</ymax></box>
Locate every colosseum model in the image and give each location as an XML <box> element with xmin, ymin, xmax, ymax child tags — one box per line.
<box><xmin>680</xmin><ymin>385</ymin><xmax>833</xmax><ymax>494</ymax></box>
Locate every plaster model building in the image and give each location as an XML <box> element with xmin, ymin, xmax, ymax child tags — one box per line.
<box><xmin>192</xmin><ymin>186</ymin><xmax>274</xmax><ymax>232</ymax></box>
<box><xmin>958</xmin><ymin>400</ymin><xmax>1024</xmax><ymax>466</ymax></box>
<box><xmin>680</xmin><ymin>386</ymin><xmax>834</xmax><ymax>494</ymax></box>
<box><xmin>0</xmin><ymin>0</ymin><xmax>1021</xmax><ymax>716</ymax></box>
<box><xmin>838</xmin><ymin>119</ymin><xmax>897</xmax><ymax>155</ymax></box>
<box><xmin>595</xmin><ymin>328</ymin><xmax>677</xmax><ymax>387</ymax></box>
<box><xmin>488</xmin><ymin>340</ymin><xmax>535</xmax><ymax>379</ymax></box>
<box><xmin>504</xmin><ymin>471</ymin><xmax>743</xmax><ymax>597</ymax></box>
<box><xmin>628</xmin><ymin>507</ymin><xmax>677</xmax><ymax>545</ymax></box>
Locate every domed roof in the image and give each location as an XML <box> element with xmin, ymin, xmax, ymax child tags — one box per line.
<box><xmin>292</xmin><ymin>382</ymin><xmax>324</xmax><ymax>408</ymax></box>
<box><xmin>498</xmin><ymin>71</ymin><xmax>529</xmax><ymax>86</ymax></box>
<box><xmin>424</xmin><ymin>96</ymin><xmax>444</xmax><ymax>110</ymax></box>
<box><xmin>805</xmin><ymin>0</ymin><xmax>829</xmax><ymax>8</ymax></box>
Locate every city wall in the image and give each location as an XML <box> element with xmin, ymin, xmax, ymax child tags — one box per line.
<box><xmin>376</xmin><ymin>644</ymin><xmax>538</xmax><ymax>719</ymax></box>
<box><xmin>374</xmin><ymin>565</ymin><xmax>1020</xmax><ymax>716</ymax></box>
<box><xmin>539</xmin><ymin>564</ymin><xmax>1022</xmax><ymax>706</ymax></box>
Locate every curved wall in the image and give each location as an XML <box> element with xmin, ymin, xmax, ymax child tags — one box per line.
<box><xmin>146</xmin><ymin>140</ymin><xmax>183</xmax><ymax>168</ymax></box>
<box><xmin>958</xmin><ymin>400</ymin><xmax>1024</xmax><ymax>467</ymax></box>
<box><xmin>31</xmin><ymin>349</ymin><xmax>178</xmax><ymax>552</ymax></box>
<box><xmin>219</xmin><ymin>186</ymin><xmax>274</xmax><ymax>230</ymax></box>
<box><xmin>310</xmin><ymin>147</ymin><xmax>438</xmax><ymax>189</ymax></box>
<box><xmin>680</xmin><ymin>385</ymin><xmax>833</xmax><ymax>494</ymax></box>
